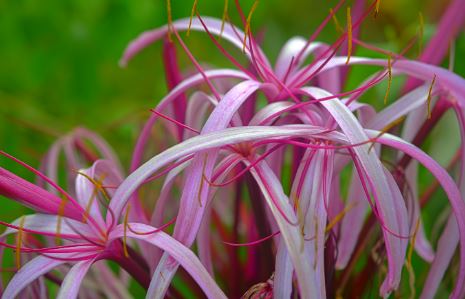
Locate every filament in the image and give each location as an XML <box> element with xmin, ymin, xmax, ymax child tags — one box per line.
<box><xmin>123</xmin><ymin>204</ymin><xmax>131</xmax><ymax>258</ymax></box>
<box><xmin>346</xmin><ymin>7</ymin><xmax>352</xmax><ymax>65</ymax></box>
<box><xmin>427</xmin><ymin>74</ymin><xmax>437</xmax><ymax>119</ymax></box>
<box><xmin>187</xmin><ymin>0</ymin><xmax>199</xmax><ymax>36</ymax></box>
<box><xmin>16</xmin><ymin>216</ymin><xmax>26</xmax><ymax>270</ymax></box>
<box><xmin>242</xmin><ymin>0</ymin><xmax>259</xmax><ymax>52</ymax></box>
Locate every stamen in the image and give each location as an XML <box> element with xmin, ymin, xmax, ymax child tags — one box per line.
<box><xmin>123</xmin><ymin>204</ymin><xmax>131</xmax><ymax>258</ymax></box>
<box><xmin>127</xmin><ymin>217</ymin><xmax>176</xmax><ymax>235</ymax></box>
<box><xmin>219</xmin><ymin>0</ymin><xmax>229</xmax><ymax>40</ymax></box>
<box><xmin>418</xmin><ymin>12</ymin><xmax>424</xmax><ymax>57</ymax></box>
<box><xmin>369</xmin><ymin>116</ymin><xmax>406</xmax><ymax>152</ymax></box>
<box><xmin>166</xmin><ymin>0</ymin><xmax>173</xmax><ymax>42</ymax></box>
<box><xmin>242</xmin><ymin>0</ymin><xmax>259</xmax><ymax>53</ymax></box>
<box><xmin>198</xmin><ymin>155</ymin><xmax>208</xmax><ymax>207</ymax></box>
<box><xmin>56</xmin><ymin>195</ymin><xmax>68</xmax><ymax>246</ymax></box>
<box><xmin>346</xmin><ymin>7</ymin><xmax>352</xmax><ymax>65</ymax></box>
<box><xmin>375</xmin><ymin>0</ymin><xmax>381</xmax><ymax>18</ymax></box>
<box><xmin>304</xmin><ymin>202</ymin><xmax>357</xmax><ymax>241</ymax></box>
<box><xmin>405</xmin><ymin>218</ymin><xmax>421</xmax><ymax>299</ymax></box>
<box><xmin>187</xmin><ymin>0</ymin><xmax>199</xmax><ymax>36</ymax></box>
<box><xmin>427</xmin><ymin>74</ymin><xmax>437</xmax><ymax>119</ymax></box>
<box><xmin>75</xmin><ymin>171</ymin><xmax>109</xmax><ymax>224</ymax></box>
<box><xmin>384</xmin><ymin>52</ymin><xmax>392</xmax><ymax>105</ymax></box>
<box><xmin>330</xmin><ymin>8</ymin><xmax>343</xmax><ymax>33</ymax></box>
<box><xmin>223</xmin><ymin>230</ymin><xmax>280</xmax><ymax>247</ymax></box>
<box><xmin>16</xmin><ymin>216</ymin><xmax>26</xmax><ymax>270</ymax></box>
<box><xmin>325</xmin><ymin>202</ymin><xmax>357</xmax><ymax>233</ymax></box>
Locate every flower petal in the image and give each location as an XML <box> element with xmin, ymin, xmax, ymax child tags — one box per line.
<box><xmin>108</xmin><ymin>223</ymin><xmax>227</xmax><ymax>299</ymax></box>
<box><xmin>56</xmin><ymin>259</ymin><xmax>95</xmax><ymax>299</ymax></box>
<box><xmin>2</xmin><ymin>256</ymin><xmax>67</xmax><ymax>299</ymax></box>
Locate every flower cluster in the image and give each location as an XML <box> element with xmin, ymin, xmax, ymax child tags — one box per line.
<box><xmin>2</xmin><ymin>0</ymin><xmax>465</xmax><ymax>298</ymax></box>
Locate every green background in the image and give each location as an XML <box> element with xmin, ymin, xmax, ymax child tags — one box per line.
<box><xmin>1</xmin><ymin>0</ymin><xmax>464</xmax><ymax>297</ymax></box>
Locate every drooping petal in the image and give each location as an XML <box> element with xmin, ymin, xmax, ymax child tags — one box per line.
<box><xmin>273</xmin><ymin>239</ymin><xmax>293</xmax><ymax>299</ymax></box>
<box><xmin>301</xmin><ymin>87</ymin><xmax>405</xmax><ymax>296</ymax></box>
<box><xmin>112</xmin><ymin>125</ymin><xmax>331</xmax><ymax>229</ymax></box>
<box><xmin>248</xmin><ymin>160</ymin><xmax>315</xmax><ymax>298</ymax></box>
<box><xmin>129</xmin><ymin>69</ymin><xmax>249</xmax><ymax>173</ymax></box>
<box><xmin>370</xmin><ymin>131</ymin><xmax>465</xmax><ymax>299</ymax></box>
<box><xmin>1</xmin><ymin>214</ymin><xmax>93</xmax><ymax>240</ymax></box>
<box><xmin>108</xmin><ymin>223</ymin><xmax>227</xmax><ymax>299</ymax></box>
<box><xmin>56</xmin><ymin>259</ymin><xmax>95</xmax><ymax>299</ymax></box>
<box><xmin>149</xmin><ymin>80</ymin><xmax>262</xmax><ymax>298</ymax></box>
<box><xmin>120</xmin><ymin>17</ymin><xmax>269</xmax><ymax>67</ymax></box>
<box><xmin>2</xmin><ymin>256</ymin><xmax>67</xmax><ymax>299</ymax></box>
<box><xmin>76</xmin><ymin>159</ymin><xmax>123</xmax><ymax>228</ymax></box>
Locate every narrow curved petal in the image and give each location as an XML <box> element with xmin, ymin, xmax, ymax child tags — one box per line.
<box><xmin>1</xmin><ymin>214</ymin><xmax>93</xmax><ymax>240</ymax></box>
<box><xmin>149</xmin><ymin>80</ymin><xmax>262</xmax><ymax>298</ymax></box>
<box><xmin>57</xmin><ymin>259</ymin><xmax>95</xmax><ymax>299</ymax></box>
<box><xmin>2</xmin><ymin>256</ymin><xmax>67</xmax><ymax>299</ymax></box>
<box><xmin>108</xmin><ymin>223</ymin><xmax>227</xmax><ymax>299</ymax></box>
<box><xmin>120</xmin><ymin>17</ymin><xmax>268</xmax><ymax>67</ymax></box>
<box><xmin>302</xmin><ymin>87</ymin><xmax>405</xmax><ymax>296</ymax></box>
<box><xmin>370</xmin><ymin>131</ymin><xmax>465</xmax><ymax>299</ymax></box>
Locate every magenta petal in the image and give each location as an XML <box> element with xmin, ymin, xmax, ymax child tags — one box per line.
<box><xmin>0</xmin><ymin>167</ymin><xmax>83</xmax><ymax>221</ymax></box>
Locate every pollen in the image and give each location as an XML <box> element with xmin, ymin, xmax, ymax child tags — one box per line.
<box><xmin>346</xmin><ymin>7</ymin><xmax>352</xmax><ymax>65</ymax></box>
<box><xmin>123</xmin><ymin>203</ymin><xmax>131</xmax><ymax>258</ymax></box>
<box><xmin>325</xmin><ymin>202</ymin><xmax>356</xmax><ymax>233</ymax></box>
<box><xmin>15</xmin><ymin>216</ymin><xmax>26</xmax><ymax>270</ymax></box>
<box><xmin>369</xmin><ymin>116</ymin><xmax>406</xmax><ymax>152</ymax></box>
<box><xmin>330</xmin><ymin>8</ymin><xmax>343</xmax><ymax>33</ymax></box>
<box><xmin>418</xmin><ymin>12</ymin><xmax>424</xmax><ymax>57</ymax></box>
<box><xmin>56</xmin><ymin>195</ymin><xmax>68</xmax><ymax>245</ymax></box>
<box><xmin>166</xmin><ymin>0</ymin><xmax>173</xmax><ymax>42</ymax></box>
<box><xmin>198</xmin><ymin>155</ymin><xmax>208</xmax><ymax>207</ymax></box>
<box><xmin>219</xmin><ymin>0</ymin><xmax>229</xmax><ymax>40</ymax></box>
<box><xmin>77</xmin><ymin>171</ymin><xmax>109</xmax><ymax>223</ymax></box>
<box><xmin>427</xmin><ymin>74</ymin><xmax>437</xmax><ymax>119</ymax></box>
<box><xmin>405</xmin><ymin>218</ymin><xmax>421</xmax><ymax>299</ymax></box>
<box><xmin>187</xmin><ymin>0</ymin><xmax>199</xmax><ymax>37</ymax></box>
<box><xmin>375</xmin><ymin>0</ymin><xmax>381</xmax><ymax>18</ymax></box>
<box><xmin>242</xmin><ymin>0</ymin><xmax>259</xmax><ymax>53</ymax></box>
<box><xmin>384</xmin><ymin>52</ymin><xmax>392</xmax><ymax>105</ymax></box>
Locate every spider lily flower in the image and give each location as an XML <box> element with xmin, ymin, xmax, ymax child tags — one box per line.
<box><xmin>0</xmin><ymin>153</ymin><xmax>225</xmax><ymax>299</ymax></box>
<box><xmin>118</xmin><ymin>1</ymin><xmax>465</xmax><ymax>298</ymax></box>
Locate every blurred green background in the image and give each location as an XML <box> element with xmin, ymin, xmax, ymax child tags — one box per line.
<box><xmin>1</xmin><ymin>0</ymin><xmax>465</xmax><ymax>296</ymax></box>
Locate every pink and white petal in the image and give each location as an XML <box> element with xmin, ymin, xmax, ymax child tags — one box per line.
<box><xmin>336</xmin><ymin>167</ymin><xmax>369</xmax><ymax>269</ymax></box>
<box><xmin>112</xmin><ymin>125</ymin><xmax>331</xmax><ymax>228</ymax></box>
<box><xmin>370</xmin><ymin>131</ymin><xmax>465</xmax><ymax>299</ymax></box>
<box><xmin>108</xmin><ymin>223</ymin><xmax>227</xmax><ymax>299</ymax></box>
<box><xmin>120</xmin><ymin>17</ymin><xmax>269</xmax><ymax>67</ymax></box>
<box><xmin>1</xmin><ymin>214</ymin><xmax>93</xmax><ymax>240</ymax></box>
<box><xmin>248</xmin><ymin>161</ymin><xmax>314</xmax><ymax>298</ymax></box>
<box><xmin>367</xmin><ymin>84</ymin><xmax>430</xmax><ymax>130</ymax></box>
<box><xmin>57</xmin><ymin>259</ymin><xmax>95</xmax><ymax>299</ymax></box>
<box><xmin>129</xmin><ymin>69</ymin><xmax>249</xmax><ymax>173</ymax></box>
<box><xmin>302</xmin><ymin>87</ymin><xmax>404</xmax><ymax>296</ymax></box>
<box><xmin>274</xmin><ymin>37</ymin><xmax>324</xmax><ymax>79</ymax></box>
<box><xmin>273</xmin><ymin>239</ymin><xmax>293</xmax><ymax>299</ymax></box>
<box><xmin>74</xmin><ymin>128</ymin><xmax>124</xmax><ymax>174</ymax></box>
<box><xmin>149</xmin><ymin>80</ymin><xmax>262</xmax><ymax>298</ymax></box>
<box><xmin>2</xmin><ymin>256</ymin><xmax>67</xmax><ymax>299</ymax></box>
